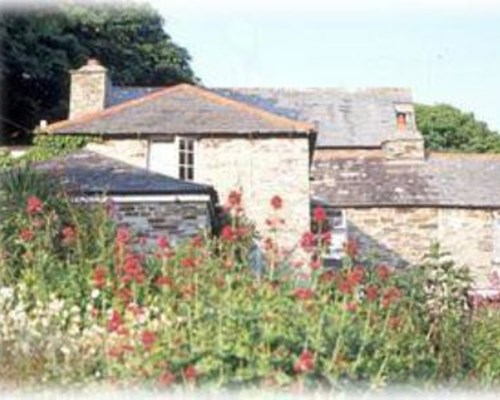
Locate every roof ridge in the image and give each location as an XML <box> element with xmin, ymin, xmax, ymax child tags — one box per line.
<box><xmin>184</xmin><ymin>84</ymin><xmax>314</xmax><ymax>131</ymax></box>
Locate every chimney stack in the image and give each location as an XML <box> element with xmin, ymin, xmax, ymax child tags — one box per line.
<box><xmin>69</xmin><ymin>59</ymin><xmax>111</xmax><ymax>119</ymax></box>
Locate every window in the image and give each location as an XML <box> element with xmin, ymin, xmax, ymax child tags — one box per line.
<box><xmin>394</xmin><ymin>103</ymin><xmax>415</xmax><ymax>132</ymax></box>
<box><xmin>178</xmin><ymin>138</ymin><xmax>195</xmax><ymax>181</ymax></box>
<box><xmin>323</xmin><ymin>209</ymin><xmax>347</xmax><ymax>260</ymax></box>
<box><xmin>396</xmin><ymin>112</ymin><xmax>407</xmax><ymax>131</ymax></box>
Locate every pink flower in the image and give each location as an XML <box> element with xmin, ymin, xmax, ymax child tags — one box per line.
<box><xmin>345</xmin><ymin>302</ymin><xmax>358</xmax><ymax>313</ymax></box>
<box><xmin>92</xmin><ymin>265</ymin><xmax>107</xmax><ymax>289</ymax></box>
<box><xmin>293</xmin><ymin>287</ymin><xmax>314</xmax><ymax>300</ymax></box>
<box><xmin>115</xmin><ymin>227</ymin><xmax>131</xmax><ymax>247</ymax></box>
<box><xmin>310</xmin><ymin>258</ymin><xmax>321</xmax><ymax>271</ymax></box>
<box><xmin>159</xmin><ymin>370</ymin><xmax>176</xmax><ymax>386</ymax></box>
<box><xmin>313</xmin><ymin>206</ymin><xmax>327</xmax><ymax>223</ymax></box>
<box><xmin>156</xmin><ymin>236</ymin><xmax>169</xmax><ymax>250</ymax></box>
<box><xmin>141</xmin><ymin>330</ymin><xmax>156</xmax><ymax>350</ymax></box>
<box><xmin>26</xmin><ymin>196</ymin><xmax>43</xmax><ymax>214</ymax></box>
<box><xmin>62</xmin><ymin>226</ymin><xmax>76</xmax><ymax>245</ymax></box>
<box><xmin>365</xmin><ymin>285</ymin><xmax>379</xmax><ymax>301</ymax></box>
<box><xmin>107</xmin><ymin>310</ymin><xmax>123</xmax><ymax>333</ymax></box>
<box><xmin>227</xmin><ymin>190</ymin><xmax>242</xmax><ymax>208</ymax></box>
<box><xmin>221</xmin><ymin>225</ymin><xmax>236</xmax><ymax>242</ymax></box>
<box><xmin>300</xmin><ymin>231</ymin><xmax>316</xmax><ymax>252</ymax></box>
<box><xmin>270</xmin><ymin>195</ymin><xmax>283</xmax><ymax>210</ymax></box>
<box><xmin>294</xmin><ymin>350</ymin><xmax>315</xmax><ymax>373</ymax></box>
<box><xmin>155</xmin><ymin>275</ymin><xmax>173</xmax><ymax>287</ymax></box>
<box><xmin>376</xmin><ymin>264</ymin><xmax>391</xmax><ymax>281</ymax></box>
<box><xmin>181</xmin><ymin>257</ymin><xmax>196</xmax><ymax>269</ymax></box>
<box><xmin>19</xmin><ymin>228</ymin><xmax>35</xmax><ymax>242</ymax></box>
<box><xmin>184</xmin><ymin>365</ymin><xmax>198</xmax><ymax>382</ymax></box>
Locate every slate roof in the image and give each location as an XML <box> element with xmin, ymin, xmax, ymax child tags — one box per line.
<box><xmin>33</xmin><ymin>150</ymin><xmax>215</xmax><ymax>196</ymax></box>
<box><xmin>48</xmin><ymin>84</ymin><xmax>314</xmax><ymax>136</ymax></box>
<box><xmin>312</xmin><ymin>153</ymin><xmax>500</xmax><ymax>208</ymax></box>
<box><xmin>107</xmin><ymin>86</ymin><xmax>414</xmax><ymax>147</ymax></box>
<box><xmin>108</xmin><ymin>86</ymin><xmax>161</xmax><ymax>107</ymax></box>
<box><xmin>214</xmin><ymin>88</ymin><xmax>414</xmax><ymax>147</ymax></box>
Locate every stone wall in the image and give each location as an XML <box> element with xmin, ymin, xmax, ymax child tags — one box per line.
<box><xmin>344</xmin><ymin>207</ymin><xmax>499</xmax><ymax>285</ymax></box>
<box><xmin>197</xmin><ymin>136</ymin><xmax>311</xmax><ymax>250</ymax></box>
<box><xmin>85</xmin><ymin>140</ymin><xmax>148</xmax><ymax>168</ymax></box>
<box><xmin>113</xmin><ymin>199</ymin><xmax>212</xmax><ymax>244</ymax></box>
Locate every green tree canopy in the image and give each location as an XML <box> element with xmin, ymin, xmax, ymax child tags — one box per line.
<box><xmin>0</xmin><ymin>2</ymin><xmax>196</xmax><ymax>144</ymax></box>
<box><xmin>415</xmin><ymin>103</ymin><xmax>500</xmax><ymax>153</ymax></box>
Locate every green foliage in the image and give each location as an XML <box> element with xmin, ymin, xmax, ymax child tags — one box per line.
<box><xmin>0</xmin><ymin>180</ymin><xmax>499</xmax><ymax>390</ymax></box>
<box><xmin>0</xmin><ymin>2</ymin><xmax>196</xmax><ymax>144</ymax></box>
<box><xmin>415</xmin><ymin>103</ymin><xmax>500</xmax><ymax>153</ymax></box>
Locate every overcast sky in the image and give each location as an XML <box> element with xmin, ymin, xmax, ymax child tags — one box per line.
<box><xmin>146</xmin><ymin>0</ymin><xmax>500</xmax><ymax>131</ymax></box>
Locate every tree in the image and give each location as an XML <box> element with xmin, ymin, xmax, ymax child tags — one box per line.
<box><xmin>415</xmin><ymin>103</ymin><xmax>500</xmax><ymax>153</ymax></box>
<box><xmin>0</xmin><ymin>2</ymin><xmax>196</xmax><ymax>144</ymax></box>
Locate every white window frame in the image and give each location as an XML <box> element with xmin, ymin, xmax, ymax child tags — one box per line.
<box><xmin>323</xmin><ymin>209</ymin><xmax>348</xmax><ymax>260</ymax></box>
<box><xmin>177</xmin><ymin>136</ymin><xmax>196</xmax><ymax>181</ymax></box>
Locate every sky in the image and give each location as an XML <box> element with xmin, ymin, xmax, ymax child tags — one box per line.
<box><xmin>147</xmin><ymin>0</ymin><xmax>500</xmax><ymax>131</ymax></box>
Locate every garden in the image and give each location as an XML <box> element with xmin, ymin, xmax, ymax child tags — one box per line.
<box><xmin>0</xmin><ymin>167</ymin><xmax>499</xmax><ymax>393</ymax></box>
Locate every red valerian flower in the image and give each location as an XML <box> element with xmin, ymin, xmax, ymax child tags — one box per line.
<box><xmin>62</xmin><ymin>226</ymin><xmax>76</xmax><ymax>245</ymax></box>
<box><xmin>300</xmin><ymin>231</ymin><xmax>316</xmax><ymax>252</ymax></box>
<box><xmin>293</xmin><ymin>287</ymin><xmax>314</xmax><ymax>300</ymax></box>
<box><xmin>19</xmin><ymin>228</ymin><xmax>35</xmax><ymax>242</ymax></box>
<box><xmin>26</xmin><ymin>196</ymin><xmax>43</xmax><ymax>214</ymax></box>
<box><xmin>107</xmin><ymin>310</ymin><xmax>123</xmax><ymax>333</ymax></box>
<box><xmin>345</xmin><ymin>301</ymin><xmax>358</xmax><ymax>313</ymax></box>
<box><xmin>347</xmin><ymin>265</ymin><xmax>365</xmax><ymax>286</ymax></box>
<box><xmin>181</xmin><ymin>257</ymin><xmax>196</xmax><ymax>269</ymax></box>
<box><xmin>93</xmin><ymin>265</ymin><xmax>107</xmax><ymax>289</ymax></box>
<box><xmin>227</xmin><ymin>190</ymin><xmax>242</xmax><ymax>208</ymax></box>
<box><xmin>309</xmin><ymin>258</ymin><xmax>321</xmax><ymax>271</ymax></box>
<box><xmin>338</xmin><ymin>279</ymin><xmax>353</xmax><ymax>295</ymax></box>
<box><xmin>293</xmin><ymin>350</ymin><xmax>315</xmax><ymax>373</ymax></box>
<box><xmin>156</xmin><ymin>235</ymin><xmax>170</xmax><ymax>250</ymax></box>
<box><xmin>115</xmin><ymin>227</ymin><xmax>131</xmax><ymax>247</ymax></box>
<box><xmin>184</xmin><ymin>365</ymin><xmax>198</xmax><ymax>382</ymax></box>
<box><xmin>319</xmin><ymin>270</ymin><xmax>337</xmax><ymax>284</ymax></box>
<box><xmin>365</xmin><ymin>285</ymin><xmax>379</xmax><ymax>301</ymax></box>
<box><xmin>191</xmin><ymin>235</ymin><xmax>204</xmax><ymax>248</ymax></box>
<box><xmin>141</xmin><ymin>330</ymin><xmax>156</xmax><ymax>351</ymax></box>
<box><xmin>118</xmin><ymin>287</ymin><xmax>133</xmax><ymax>304</ymax></box>
<box><xmin>221</xmin><ymin>225</ymin><xmax>236</xmax><ymax>242</ymax></box>
<box><xmin>121</xmin><ymin>254</ymin><xmax>145</xmax><ymax>284</ymax></box>
<box><xmin>270</xmin><ymin>195</ymin><xmax>283</xmax><ymax>210</ymax></box>
<box><xmin>312</xmin><ymin>206</ymin><xmax>327</xmax><ymax>223</ymax></box>
<box><xmin>344</xmin><ymin>238</ymin><xmax>359</xmax><ymax>259</ymax></box>
<box><xmin>155</xmin><ymin>275</ymin><xmax>173</xmax><ymax>287</ymax></box>
<box><xmin>389</xmin><ymin>316</ymin><xmax>402</xmax><ymax>330</ymax></box>
<box><xmin>376</xmin><ymin>264</ymin><xmax>391</xmax><ymax>281</ymax></box>
<box><xmin>381</xmin><ymin>287</ymin><xmax>402</xmax><ymax>308</ymax></box>
<box><xmin>158</xmin><ymin>369</ymin><xmax>176</xmax><ymax>386</ymax></box>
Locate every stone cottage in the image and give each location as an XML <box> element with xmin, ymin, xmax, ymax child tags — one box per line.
<box><xmin>43</xmin><ymin>59</ymin><xmax>500</xmax><ymax>286</ymax></box>
<box><xmin>45</xmin><ymin>59</ymin><xmax>314</xmax><ymax>251</ymax></box>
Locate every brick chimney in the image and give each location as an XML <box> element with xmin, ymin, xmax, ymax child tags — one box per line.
<box><xmin>69</xmin><ymin>59</ymin><xmax>111</xmax><ymax>119</ymax></box>
<box><xmin>382</xmin><ymin>103</ymin><xmax>425</xmax><ymax>161</ymax></box>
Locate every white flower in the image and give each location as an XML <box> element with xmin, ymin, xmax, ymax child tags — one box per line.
<box><xmin>91</xmin><ymin>289</ymin><xmax>100</xmax><ymax>299</ymax></box>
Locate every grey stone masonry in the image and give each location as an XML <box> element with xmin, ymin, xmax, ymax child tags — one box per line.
<box><xmin>114</xmin><ymin>200</ymin><xmax>211</xmax><ymax>244</ymax></box>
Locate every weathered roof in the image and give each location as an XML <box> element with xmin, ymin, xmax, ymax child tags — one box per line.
<box><xmin>312</xmin><ymin>152</ymin><xmax>500</xmax><ymax>208</ymax></box>
<box><xmin>48</xmin><ymin>84</ymin><xmax>314</xmax><ymax>136</ymax></box>
<box><xmin>33</xmin><ymin>150</ymin><xmax>215</xmax><ymax>196</ymax></box>
<box><xmin>108</xmin><ymin>86</ymin><xmax>161</xmax><ymax>107</ymax></box>
<box><xmin>214</xmin><ymin>88</ymin><xmax>414</xmax><ymax>147</ymax></box>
